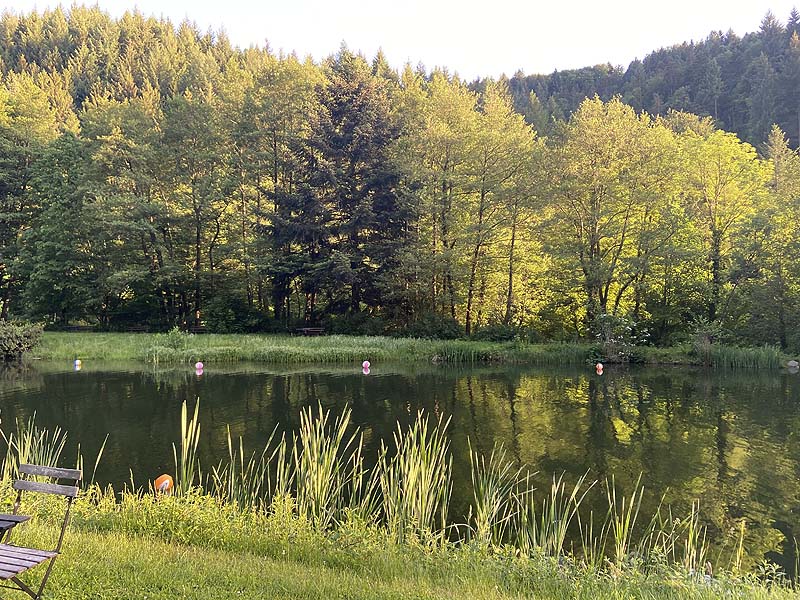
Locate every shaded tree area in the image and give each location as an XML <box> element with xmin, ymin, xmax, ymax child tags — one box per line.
<box><xmin>2</xmin><ymin>7</ymin><xmax>800</xmax><ymax>350</ymax></box>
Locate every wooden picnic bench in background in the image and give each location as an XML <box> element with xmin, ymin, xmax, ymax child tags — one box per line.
<box><xmin>295</xmin><ymin>327</ymin><xmax>325</xmax><ymax>336</ymax></box>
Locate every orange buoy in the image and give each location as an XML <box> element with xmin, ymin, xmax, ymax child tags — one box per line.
<box><xmin>595</xmin><ymin>362</ymin><xmax>604</xmax><ymax>375</ymax></box>
<box><xmin>154</xmin><ymin>474</ymin><xmax>174</xmax><ymax>494</ymax></box>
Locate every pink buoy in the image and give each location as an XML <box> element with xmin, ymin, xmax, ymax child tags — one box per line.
<box><xmin>195</xmin><ymin>361</ymin><xmax>204</xmax><ymax>370</ymax></box>
<box><xmin>595</xmin><ymin>362</ymin><xmax>604</xmax><ymax>375</ymax></box>
<box><xmin>362</xmin><ymin>360</ymin><xmax>371</xmax><ymax>369</ymax></box>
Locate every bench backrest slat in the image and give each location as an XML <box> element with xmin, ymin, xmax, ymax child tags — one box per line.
<box><xmin>18</xmin><ymin>464</ymin><xmax>81</xmax><ymax>482</ymax></box>
<box><xmin>12</xmin><ymin>479</ymin><xmax>79</xmax><ymax>498</ymax></box>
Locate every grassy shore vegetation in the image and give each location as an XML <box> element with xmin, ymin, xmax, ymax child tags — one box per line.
<box><xmin>0</xmin><ymin>403</ymin><xmax>795</xmax><ymax>599</ymax></box>
<box><xmin>34</xmin><ymin>331</ymin><xmax>792</xmax><ymax>369</ymax></box>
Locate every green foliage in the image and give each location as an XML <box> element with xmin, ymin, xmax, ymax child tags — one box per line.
<box><xmin>592</xmin><ymin>313</ymin><xmax>649</xmax><ymax>363</ymax></box>
<box><xmin>0</xmin><ymin>320</ymin><xmax>43</xmax><ymax>362</ymax></box>
<box><xmin>404</xmin><ymin>313</ymin><xmax>463</xmax><ymax>340</ymax></box>
<box><xmin>471</xmin><ymin>322</ymin><xmax>522</xmax><ymax>342</ymax></box>
<box><xmin>2</xmin><ymin>7</ymin><xmax>800</xmax><ymax>354</ymax></box>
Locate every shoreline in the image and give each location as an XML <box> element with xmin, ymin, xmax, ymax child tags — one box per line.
<box><xmin>31</xmin><ymin>332</ymin><xmax>791</xmax><ymax>369</ymax></box>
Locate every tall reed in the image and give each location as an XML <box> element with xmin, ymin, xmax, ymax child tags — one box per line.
<box><xmin>173</xmin><ymin>399</ymin><xmax>202</xmax><ymax>495</ymax></box>
<box><xmin>1</xmin><ymin>414</ymin><xmax>67</xmax><ymax>478</ymax></box>
<box><xmin>211</xmin><ymin>426</ymin><xmax>272</xmax><ymax>511</ymax></box>
<box><xmin>682</xmin><ymin>500</ymin><xmax>709</xmax><ymax>574</ymax></box>
<box><xmin>516</xmin><ymin>472</ymin><xmax>595</xmax><ymax>558</ymax></box>
<box><xmin>76</xmin><ymin>433</ymin><xmax>108</xmax><ymax>488</ymax></box>
<box><xmin>469</xmin><ymin>442</ymin><xmax>522</xmax><ymax>547</ymax></box>
<box><xmin>379</xmin><ymin>413</ymin><xmax>452</xmax><ymax>544</ymax></box>
<box><xmin>293</xmin><ymin>405</ymin><xmax>358</xmax><ymax>530</ymax></box>
<box><xmin>606</xmin><ymin>475</ymin><xmax>645</xmax><ymax>568</ymax></box>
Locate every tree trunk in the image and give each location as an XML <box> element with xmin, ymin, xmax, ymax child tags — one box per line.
<box><xmin>504</xmin><ymin>201</ymin><xmax>519</xmax><ymax>325</ymax></box>
<box><xmin>709</xmin><ymin>228</ymin><xmax>722</xmax><ymax>321</ymax></box>
<box><xmin>194</xmin><ymin>215</ymin><xmax>202</xmax><ymax>326</ymax></box>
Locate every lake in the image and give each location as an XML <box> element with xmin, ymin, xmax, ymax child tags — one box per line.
<box><xmin>0</xmin><ymin>360</ymin><xmax>798</xmax><ymax>572</ymax></box>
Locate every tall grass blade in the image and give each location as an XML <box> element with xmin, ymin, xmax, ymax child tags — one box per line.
<box><xmin>173</xmin><ymin>399</ymin><xmax>202</xmax><ymax>495</ymax></box>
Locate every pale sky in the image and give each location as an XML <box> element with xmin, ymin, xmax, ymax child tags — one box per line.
<box><xmin>4</xmin><ymin>1</ymin><xmax>800</xmax><ymax>79</ymax></box>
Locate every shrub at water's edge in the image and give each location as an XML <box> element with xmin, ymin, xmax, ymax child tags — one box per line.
<box><xmin>32</xmin><ymin>332</ymin><xmax>794</xmax><ymax>368</ymax></box>
<box><xmin>2</xmin><ymin>403</ymin><xmax>796</xmax><ymax>599</ymax></box>
<box><xmin>0</xmin><ymin>320</ymin><xmax>43</xmax><ymax>363</ymax></box>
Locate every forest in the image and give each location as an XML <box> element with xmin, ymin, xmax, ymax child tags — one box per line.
<box><xmin>1</xmin><ymin>6</ymin><xmax>800</xmax><ymax>350</ymax></box>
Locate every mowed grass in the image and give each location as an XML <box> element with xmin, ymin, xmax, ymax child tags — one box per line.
<box><xmin>42</xmin><ymin>528</ymin><xmax>515</xmax><ymax>600</ymax></box>
<box><xmin>7</xmin><ymin>520</ymin><xmax>792</xmax><ymax>600</ymax></box>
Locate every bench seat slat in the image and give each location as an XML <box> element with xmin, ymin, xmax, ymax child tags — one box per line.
<box><xmin>0</xmin><ymin>545</ymin><xmax>57</xmax><ymax>560</ymax></box>
<box><xmin>12</xmin><ymin>480</ymin><xmax>78</xmax><ymax>498</ymax></box>
<box><xmin>0</xmin><ymin>567</ymin><xmax>21</xmax><ymax>579</ymax></box>
<box><xmin>0</xmin><ymin>555</ymin><xmax>40</xmax><ymax>568</ymax></box>
<box><xmin>18</xmin><ymin>464</ymin><xmax>81</xmax><ymax>481</ymax></box>
<box><xmin>0</xmin><ymin>545</ymin><xmax>54</xmax><ymax>579</ymax></box>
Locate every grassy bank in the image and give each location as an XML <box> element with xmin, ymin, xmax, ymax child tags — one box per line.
<box><xmin>0</xmin><ymin>404</ymin><xmax>795</xmax><ymax>599</ymax></box>
<box><xmin>13</xmin><ymin>511</ymin><xmax>795</xmax><ymax>600</ymax></box>
<box><xmin>33</xmin><ymin>332</ymin><xmax>792</xmax><ymax>368</ymax></box>
<box><xmin>35</xmin><ymin>331</ymin><xmax>594</xmax><ymax>365</ymax></box>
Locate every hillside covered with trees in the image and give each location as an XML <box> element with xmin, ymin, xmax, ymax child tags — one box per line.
<box><xmin>505</xmin><ymin>9</ymin><xmax>800</xmax><ymax>147</ymax></box>
<box><xmin>1</xmin><ymin>6</ymin><xmax>800</xmax><ymax>350</ymax></box>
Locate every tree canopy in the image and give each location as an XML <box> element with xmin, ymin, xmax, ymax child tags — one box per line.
<box><xmin>2</xmin><ymin>6</ymin><xmax>800</xmax><ymax>350</ymax></box>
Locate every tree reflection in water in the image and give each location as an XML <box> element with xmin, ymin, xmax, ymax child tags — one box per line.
<box><xmin>0</xmin><ymin>362</ymin><xmax>798</xmax><ymax>573</ymax></box>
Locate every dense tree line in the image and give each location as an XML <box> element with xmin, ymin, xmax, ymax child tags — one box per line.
<box><xmin>504</xmin><ymin>9</ymin><xmax>800</xmax><ymax>148</ymax></box>
<box><xmin>1</xmin><ymin>7</ymin><xmax>800</xmax><ymax>350</ymax></box>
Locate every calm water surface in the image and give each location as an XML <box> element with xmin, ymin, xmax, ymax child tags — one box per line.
<box><xmin>0</xmin><ymin>361</ymin><xmax>798</xmax><ymax>571</ymax></box>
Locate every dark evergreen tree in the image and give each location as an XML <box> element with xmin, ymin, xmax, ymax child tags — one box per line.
<box><xmin>269</xmin><ymin>49</ymin><xmax>409</xmax><ymax>325</ymax></box>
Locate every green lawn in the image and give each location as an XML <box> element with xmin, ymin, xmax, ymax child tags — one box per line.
<box><xmin>6</xmin><ymin>522</ymin><xmax>792</xmax><ymax>600</ymax></box>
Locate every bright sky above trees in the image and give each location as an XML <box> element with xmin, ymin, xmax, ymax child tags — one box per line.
<box><xmin>4</xmin><ymin>1</ymin><xmax>800</xmax><ymax>79</ymax></box>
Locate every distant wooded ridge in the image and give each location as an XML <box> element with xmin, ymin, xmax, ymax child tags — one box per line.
<box><xmin>501</xmin><ymin>9</ymin><xmax>800</xmax><ymax>148</ymax></box>
<box><xmin>1</xmin><ymin>6</ymin><xmax>799</xmax><ymax>352</ymax></box>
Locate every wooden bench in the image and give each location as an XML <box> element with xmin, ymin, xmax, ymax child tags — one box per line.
<box><xmin>124</xmin><ymin>325</ymin><xmax>149</xmax><ymax>333</ymax></box>
<box><xmin>295</xmin><ymin>327</ymin><xmax>325</xmax><ymax>336</ymax></box>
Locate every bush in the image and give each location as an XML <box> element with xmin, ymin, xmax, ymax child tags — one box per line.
<box><xmin>154</xmin><ymin>326</ymin><xmax>193</xmax><ymax>350</ymax></box>
<box><xmin>323</xmin><ymin>312</ymin><xmax>387</xmax><ymax>336</ymax></box>
<box><xmin>471</xmin><ymin>322</ymin><xmax>521</xmax><ymax>342</ymax></box>
<box><xmin>403</xmin><ymin>313</ymin><xmax>463</xmax><ymax>340</ymax></box>
<box><xmin>592</xmin><ymin>313</ymin><xmax>648</xmax><ymax>363</ymax></box>
<box><xmin>0</xmin><ymin>321</ymin><xmax>43</xmax><ymax>362</ymax></box>
<box><xmin>203</xmin><ymin>296</ymin><xmax>269</xmax><ymax>333</ymax></box>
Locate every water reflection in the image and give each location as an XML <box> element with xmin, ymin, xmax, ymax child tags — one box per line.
<box><xmin>0</xmin><ymin>361</ymin><xmax>798</xmax><ymax>572</ymax></box>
